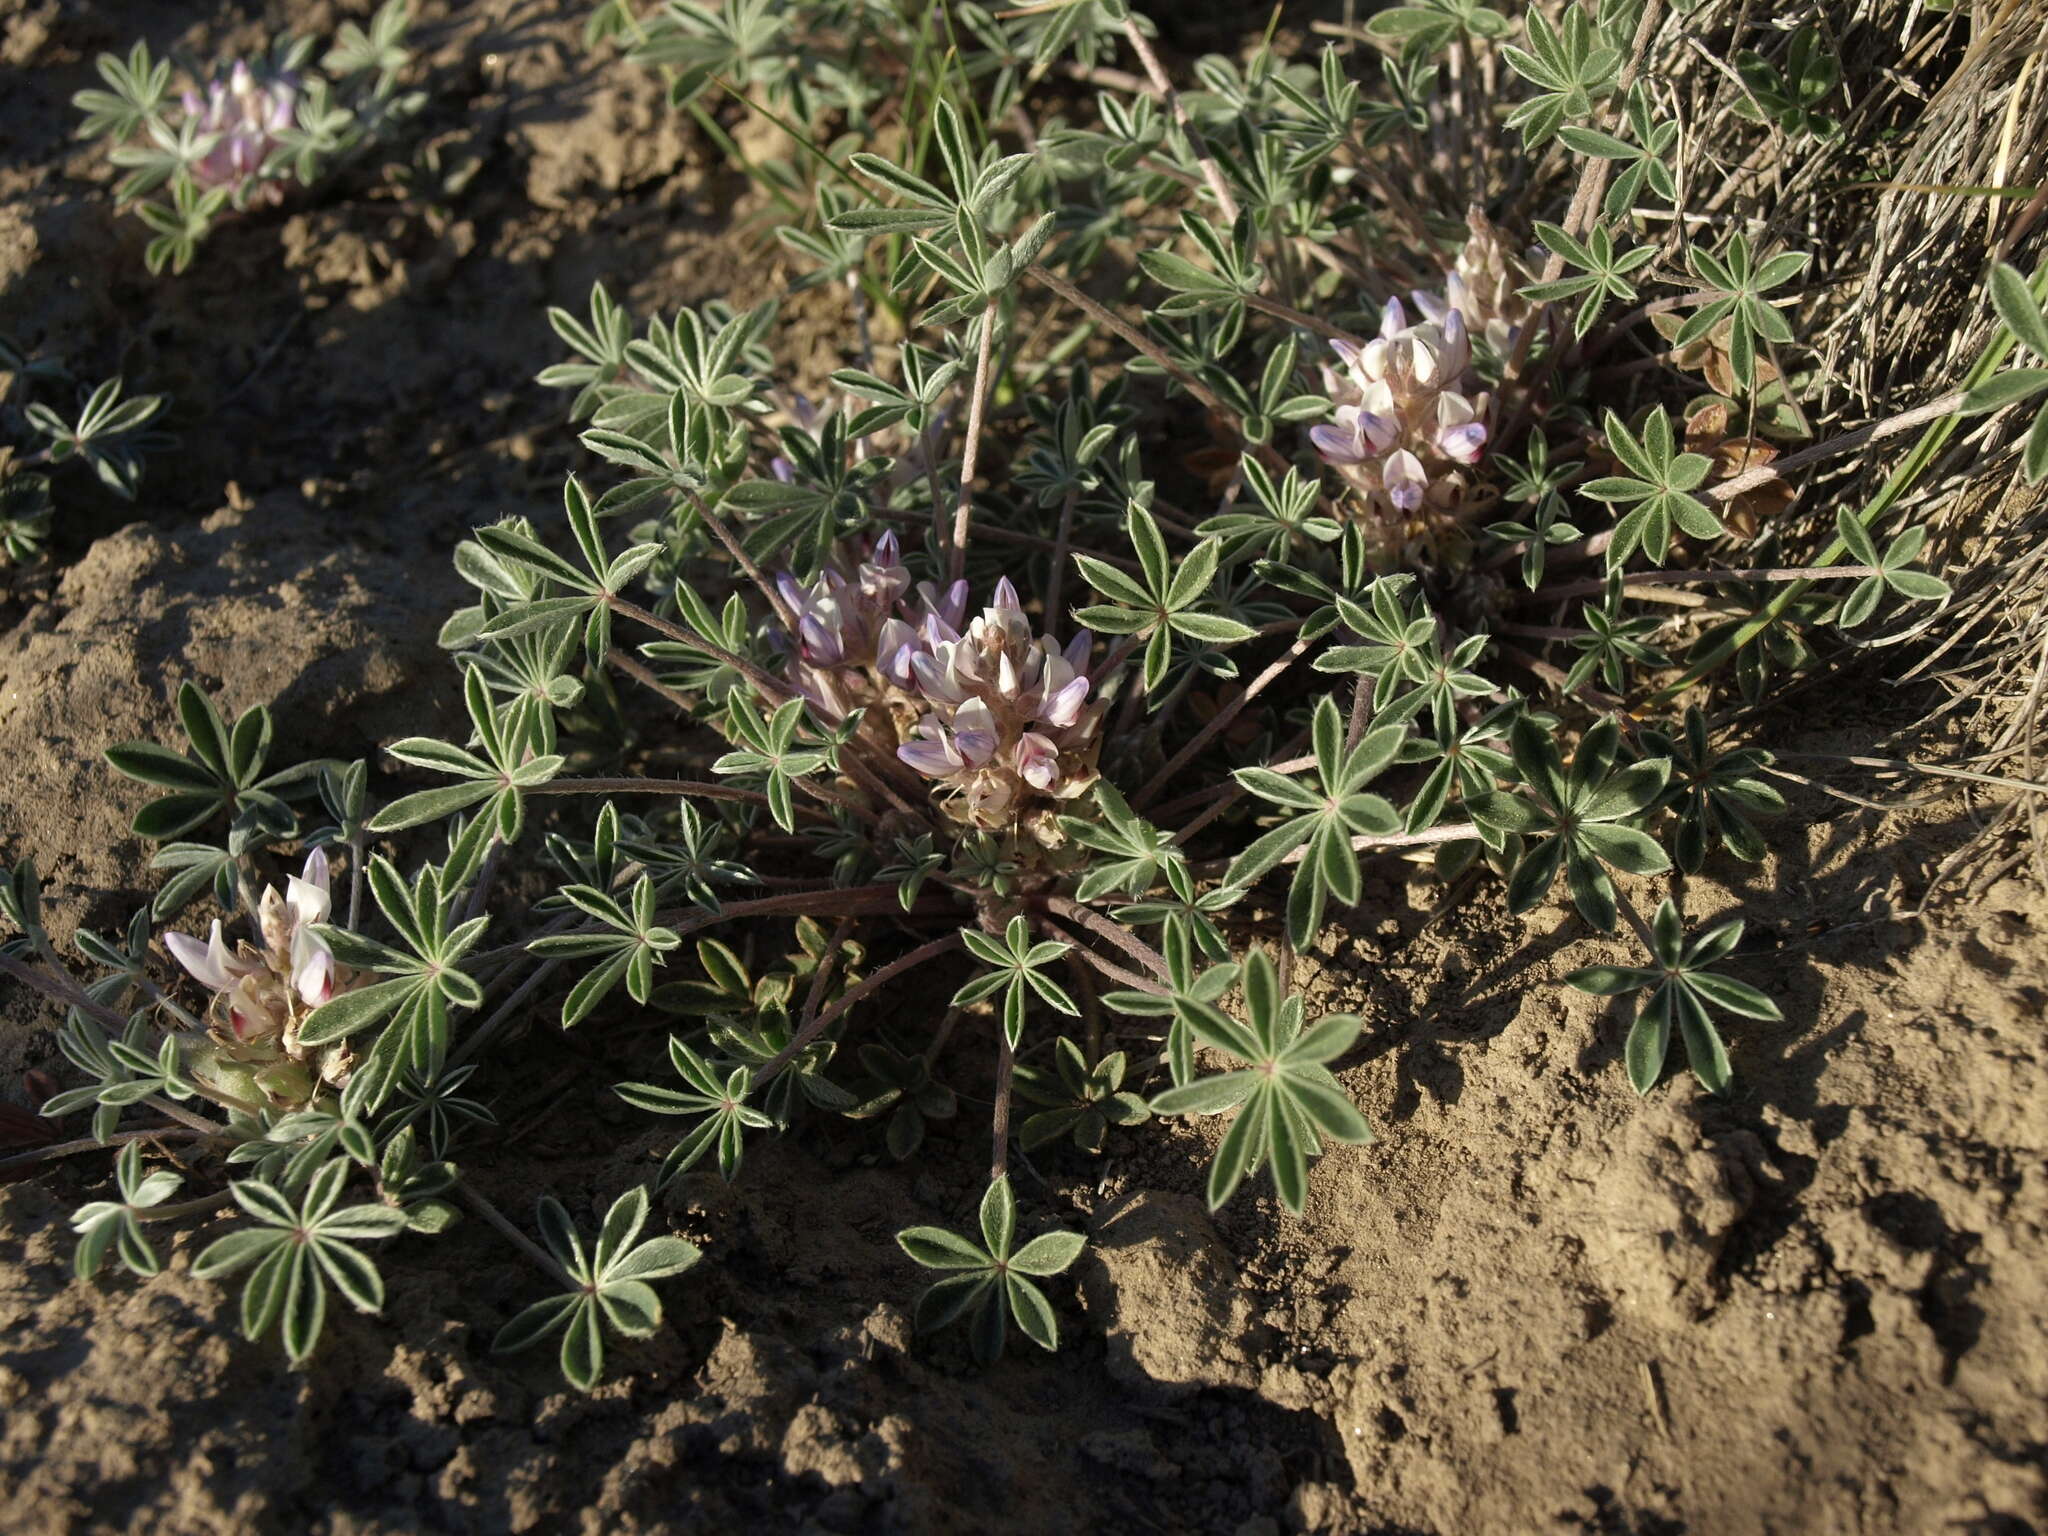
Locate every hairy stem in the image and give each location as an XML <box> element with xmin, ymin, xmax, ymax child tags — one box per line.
<box><xmin>456</xmin><ymin>1179</ymin><xmax>575</xmax><ymax>1290</ymax></box>
<box><xmin>1133</xmin><ymin>635</ymin><xmax>1313</xmax><ymax>809</ymax></box>
<box><xmin>0</xmin><ymin>1125</ymin><xmax>206</xmax><ymax>1175</ymax></box>
<box><xmin>607</xmin><ymin>595</ymin><xmax>792</xmax><ymax>703</ymax></box>
<box><xmin>684</xmin><ymin>490</ymin><xmax>799</xmax><ymax>633</ymax></box>
<box><xmin>989</xmin><ymin>1032</ymin><xmax>1015</xmax><ymax>1183</ymax></box>
<box><xmin>1038</xmin><ymin>895</ymin><xmax>1171</xmax><ymax>978</ymax></box>
<box><xmin>949</xmin><ymin>304</ymin><xmax>998</xmax><ymax>583</ymax></box>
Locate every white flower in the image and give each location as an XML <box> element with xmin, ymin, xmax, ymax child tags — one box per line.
<box><xmin>161</xmin><ymin>849</ymin><xmax>354</xmax><ymax>1102</ymax></box>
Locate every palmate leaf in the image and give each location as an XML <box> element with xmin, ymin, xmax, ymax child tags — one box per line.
<box><xmin>190</xmin><ymin>1160</ymin><xmax>406</xmax><ymax>1366</ymax></box>
<box><xmin>1567</xmin><ymin>899</ymin><xmax>1782</xmax><ymax>1094</ymax></box>
<box><xmin>1224</xmin><ymin>697</ymin><xmax>1404</xmax><ymax>950</ymax></box>
<box><xmin>527</xmin><ymin>875</ymin><xmax>681</xmax><ymax>1026</ymax></box>
<box><xmin>615</xmin><ymin>1037</ymin><xmax>773</xmax><ymax>1186</ymax></box>
<box><xmin>1150</xmin><ymin>947</ymin><xmax>1372</xmax><ymax>1213</ymax></box>
<box><xmin>954</xmin><ymin>915</ymin><xmax>1077</xmax><ymax>1048</ymax></box>
<box><xmin>304</xmin><ymin>857</ymin><xmax>490</xmax><ymax>1117</ymax></box>
<box><xmin>492</xmin><ymin>1185</ymin><xmax>701</xmax><ymax>1391</ymax></box>
<box><xmin>70</xmin><ymin>1140</ymin><xmax>181</xmax><ymax>1280</ymax></box>
<box><xmin>1071</xmin><ymin>502</ymin><xmax>1254</xmax><ymax>696</ymax></box>
<box><xmin>104</xmin><ymin>680</ymin><xmax>318</xmax><ymax>848</ymax></box>
<box><xmin>1467</xmin><ymin>715</ymin><xmax>1671</xmax><ymax>932</ymax></box>
<box><xmin>896</xmin><ymin>1176</ymin><xmax>1086</xmax><ymax>1363</ymax></box>
<box><xmin>1580</xmin><ymin>407</ymin><xmax>1722</xmax><ymax>572</ymax></box>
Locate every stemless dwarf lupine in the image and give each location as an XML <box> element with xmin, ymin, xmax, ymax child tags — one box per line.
<box><xmin>4</xmin><ymin>0</ymin><xmax>1972</xmax><ymax>1386</ymax></box>
<box><xmin>72</xmin><ymin>3</ymin><xmax>420</xmax><ymax>272</ymax></box>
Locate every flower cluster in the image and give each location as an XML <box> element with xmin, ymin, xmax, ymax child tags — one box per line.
<box><xmin>182</xmin><ymin>62</ymin><xmax>297</xmax><ymax>205</ymax></box>
<box><xmin>778</xmin><ymin>535</ymin><xmax>1110</xmax><ymax>842</ymax></box>
<box><xmin>1310</xmin><ymin>216</ymin><xmax>1530</xmax><ymax>565</ymax></box>
<box><xmin>1311</xmin><ymin>297</ymin><xmax>1491</xmax><ymax>556</ymax></box>
<box><xmin>164</xmin><ymin>849</ymin><xmax>354</xmax><ymax>1105</ymax></box>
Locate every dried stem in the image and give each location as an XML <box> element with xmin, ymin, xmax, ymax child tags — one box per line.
<box><xmin>1132</xmin><ymin>634</ymin><xmax>1312</xmax><ymax>810</ymax></box>
<box><xmin>757</xmin><ymin>931</ymin><xmax>966</xmax><ymax>1086</ymax></box>
<box><xmin>1120</xmin><ymin>18</ymin><xmax>1239</xmax><ymax>222</ymax></box>
<box><xmin>1529</xmin><ymin>564</ymin><xmax>1886</xmax><ymax>604</ymax></box>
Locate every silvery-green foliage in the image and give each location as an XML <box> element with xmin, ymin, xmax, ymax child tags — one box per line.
<box><xmin>897</xmin><ymin>1177</ymin><xmax>1086</xmax><ymax>1363</ymax></box>
<box><xmin>0</xmin><ymin>334</ymin><xmax>170</xmax><ymax>565</ymax></box>
<box><xmin>191</xmin><ymin>1159</ymin><xmax>407</xmax><ymax>1366</ymax></box>
<box><xmin>3</xmin><ymin>0</ymin><xmax>1998</xmax><ymax>1385</ymax></box>
<box><xmin>491</xmin><ymin>1185</ymin><xmax>701</xmax><ymax>1391</ymax></box>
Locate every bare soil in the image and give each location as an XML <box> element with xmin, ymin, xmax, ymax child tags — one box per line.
<box><xmin>1</xmin><ymin>3</ymin><xmax>2043</xmax><ymax>1534</ymax></box>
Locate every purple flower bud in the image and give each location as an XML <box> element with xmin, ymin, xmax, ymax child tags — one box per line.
<box><xmin>1041</xmin><ymin>675</ymin><xmax>1091</xmax><ymax>729</ymax></box>
<box><xmin>1311</xmin><ymin>421</ymin><xmax>1367</xmax><ymax>467</ymax></box>
<box><xmin>1437</xmin><ymin>422</ymin><xmax>1488</xmax><ymax>464</ymax></box>
<box><xmin>799</xmin><ymin>615</ymin><xmax>842</xmax><ymax>665</ymax></box>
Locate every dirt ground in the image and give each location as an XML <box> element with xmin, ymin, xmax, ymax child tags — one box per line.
<box><xmin>1</xmin><ymin>3</ymin><xmax>2044</xmax><ymax>1533</ymax></box>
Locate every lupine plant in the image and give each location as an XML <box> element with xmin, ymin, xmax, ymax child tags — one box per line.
<box><xmin>7</xmin><ymin>2</ymin><xmax>2015</xmax><ymax>1383</ymax></box>
<box><xmin>73</xmin><ymin>3</ymin><xmax>422</xmax><ymax>273</ymax></box>
<box><xmin>0</xmin><ymin>335</ymin><xmax>168</xmax><ymax>565</ymax></box>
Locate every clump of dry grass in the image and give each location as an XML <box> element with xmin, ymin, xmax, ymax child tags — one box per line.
<box><xmin>1648</xmin><ymin>0</ymin><xmax>2048</xmax><ymax>892</ymax></box>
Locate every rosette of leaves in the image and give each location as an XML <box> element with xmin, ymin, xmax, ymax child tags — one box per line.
<box><xmin>1467</xmin><ymin>715</ymin><xmax>1670</xmax><ymax>932</ymax></box>
<box><xmin>1151</xmin><ymin>947</ymin><xmax>1371</xmax><ymax>1212</ymax></box>
<box><xmin>1567</xmin><ymin>899</ymin><xmax>1782</xmax><ymax>1094</ymax></box>
<box><xmin>1016</xmin><ymin>1037</ymin><xmax>1149</xmax><ymax>1153</ymax></box>
<box><xmin>896</xmin><ymin>1176</ymin><xmax>1087</xmax><ymax>1362</ymax></box>
<box><xmin>191</xmin><ymin>1159</ymin><xmax>408</xmax><ymax>1366</ymax></box>
<box><xmin>0</xmin><ymin>468</ymin><xmax>52</xmax><ymax>565</ymax></box>
<box><xmin>491</xmin><ymin>1185</ymin><xmax>701</xmax><ymax>1392</ymax></box>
